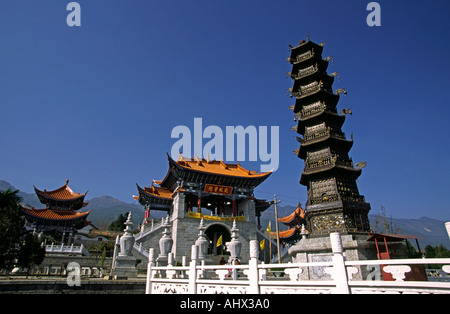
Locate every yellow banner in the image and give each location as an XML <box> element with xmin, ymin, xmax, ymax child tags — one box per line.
<box><xmin>187</xmin><ymin>212</ymin><xmax>246</xmax><ymax>222</ymax></box>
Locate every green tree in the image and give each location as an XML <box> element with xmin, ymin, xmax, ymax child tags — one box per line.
<box><xmin>16</xmin><ymin>233</ymin><xmax>45</xmax><ymax>276</ymax></box>
<box><xmin>108</xmin><ymin>213</ymin><xmax>128</xmax><ymax>231</ymax></box>
<box><xmin>425</xmin><ymin>244</ymin><xmax>450</xmax><ymax>258</ymax></box>
<box><xmin>0</xmin><ymin>189</ymin><xmax>45</xmax><ymax>272</ymax></box>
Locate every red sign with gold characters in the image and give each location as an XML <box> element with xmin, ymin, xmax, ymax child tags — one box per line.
<box><xmin>204</xmin><ymin>184</ymin><xmax>233</xmax><ymax>195</ymax></box>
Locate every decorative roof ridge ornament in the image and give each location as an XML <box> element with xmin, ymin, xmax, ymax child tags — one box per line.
<box><xmin>340</xmin><ymin>108</ymin><xmax>352</xmax><ymax>116</ymax></box>
<box><xmin>335</xmin><ymin>88</ymin><xmax>347</xmax><ymax>96</ymax></box>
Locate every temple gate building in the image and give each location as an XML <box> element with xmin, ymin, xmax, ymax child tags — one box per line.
<box><xmin>21</xmin><ymin>180</ymin><xmax>92</xmax><ymax>245</ymax></box>
<box><xmin>133</xmin><ymin>154</ymin><xmax>272</xmax><ymax>263</ymax></box>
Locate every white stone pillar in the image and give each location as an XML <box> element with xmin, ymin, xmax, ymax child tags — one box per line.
<box><xmin>248</xmin><ymin>240</ymin><xmax>260</xmax><ymax>294</ymax></box>
<box><xmin>330</xmin><ymin>233</ymin><xmax>350</xmax><ymax>294</ymax></box>
<box><xmin>188</xmin><ymin>245</ymin><xmax>199</xmax><ymax>294</ymax></box>
<box><xmin>145</xmin><ymin>248</ymin><xmax>155</xmax><ymax>294</ymax></box>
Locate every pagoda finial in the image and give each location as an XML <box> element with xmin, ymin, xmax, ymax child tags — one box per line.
<box><xmin>66</xmin><ymin>179</ymin><xmax>69</xmax><ymax>185</ymax></box>
<box><xmin>307</xmin><ymin>33</ymin><xmax>310</xmax><ymax>41</ymax></box>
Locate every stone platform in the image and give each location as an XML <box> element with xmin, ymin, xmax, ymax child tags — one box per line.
<box><xmin>288</xmin><ymin>234</ymin><xmax>405</xmax><ymax>280</ymax></box>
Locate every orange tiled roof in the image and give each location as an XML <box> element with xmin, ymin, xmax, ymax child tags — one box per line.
<box><xmin>34</xmin><ymin>180</ymin><xmax>87</xmax><ymax>201</ymax></box>
<box><xmin>174</xmin><ymin>155</ymin><xmax>272</xmax><ymax>178</ymax></box>
<box><xmin>136</xmin><ymin>184</ymin><xmax>173</xmax><ymax>200</ymax></box>
<box><xmin>278</xmin><ymin>203</ymin><xmax>305</xmax><ymax>225</ymax></box>
<box><xmin>21</xmin><ymin>207</ymin><xmax>91</xmax><ymax>221</ymax></box>
<box><xmin>271</xmin><ymin>228</ymin><xmax>297</xmax><ymax>239</ymax></box>
<box><xmin>271</xmin><ymin>226</ymin><xmax>308</xmax><ymax>239</ymax></box>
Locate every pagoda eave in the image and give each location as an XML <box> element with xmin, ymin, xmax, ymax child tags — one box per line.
<box><xmin>136</xmin><ymin>184</ymin><xmax>173</xmax><ymax>209</ymax></box>
<box><xmin>34</xmin><ymin>184</ymin><xmax>88</xmax><ymax>211</ymax></box>
<box><xmin>254</xmin><ymin>199</ymin><xmax>273</xmax><ymax>215</ymax></box>
<box><xmin>292</xmin><ymin>73</ymin><xmax>334</xmax><ymax>90</ymax></box>
<box><xmin>296</xmin><ymin>112</ymin><xmax>345</xmax><ymax>135</ymax></box>
<box><xmin>293</xmin><ymin>91</ymin><xmax>339</xmax><ymax>113</ymax></box>
<box><xmin>289</xmin><ymin>40</ymin><xmax>324</xmax><ymax>61</ymax></box>
<box><xmin>300</xmin><ymin>166</ymin><xmax>362</xmax><ymax>186</ymax></box>
<box><xmin>271</xmin><ymin>227</ymin><xmax>303</xmax><ymax>244</ymax></box>
<box><xmin>290</xmin><ymin>59</ymin><xmax>329</xmax><ymax>77</ymax></box>
<box><xmin>21</xmin><ymin>207</ymin><xmax>91</xmax><ymax>223</ymax></box>
<box><xmin>298</xmin><ymin>137</ymin><xmax>354</xmax><ymax>159</ymax></box>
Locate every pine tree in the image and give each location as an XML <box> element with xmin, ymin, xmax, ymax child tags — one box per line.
<box><xmin>0</xmin><ymin>189</ymin><xmax>45</xmax><ymax>272</ymax></box>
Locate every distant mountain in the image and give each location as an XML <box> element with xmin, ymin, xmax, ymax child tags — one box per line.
<box><xmin>260</xmin><ymin>204</ymin><xmax>450</xmax><ymax>249</ymax></box>
<box><xmin>83</xmin><ymin>196</ymin><xmax>146</xmax><ymax>228</ymax></box>
<box><xmin>369</xmin><ymin>215</ymin><xmax>450</xmax><ymax>249</ymax></box>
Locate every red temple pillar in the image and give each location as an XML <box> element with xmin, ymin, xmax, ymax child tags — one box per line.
<box><xmin>232</xmin><ymin>195</ymin><xmax>236</xmax><ymax>217</ymax></box>
<box><xmin>197</xmin><ymin>190</ymin><xmax>202</xmax><ymax>213</ymax></box>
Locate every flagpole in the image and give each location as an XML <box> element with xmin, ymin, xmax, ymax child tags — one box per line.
<box><xmin>269</xmin><ymin>225</ymin><xmax>272</xmax><ymax>264</ymax></box>
<box><xmin>274</xmin><ymin>194</ymin><xmax>281</xmax><ymax>264</ymax></box>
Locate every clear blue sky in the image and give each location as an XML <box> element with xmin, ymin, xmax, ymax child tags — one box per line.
<box><xmin>1</xmin><ymin>0</ymin><xmax>449</xmax><ymax>220</ymax></box>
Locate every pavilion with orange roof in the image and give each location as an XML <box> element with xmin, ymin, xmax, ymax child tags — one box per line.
<box><xmin>271</xmin><ymin>203</ymin><xmax>308</xmax><ymax>244</ymax></box>
<box><xmin>21</xmin><ymin>180</ymin><xmax>92</xmax><ymax>245</ymax></box>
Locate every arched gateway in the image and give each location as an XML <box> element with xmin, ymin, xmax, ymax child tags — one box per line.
<box><xmin>133</xmin><ymin>154</ymin><xmax>273</xmax><ymax>263</ymax></box>
<box><xmin>205</xmin><ymin>223</ymin><xmax>231</xmax><ymax>256</ymax></box>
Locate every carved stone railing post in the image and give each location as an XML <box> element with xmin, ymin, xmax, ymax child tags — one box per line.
<box><xmin>145</xmin><ymin>248</ymin><xmax>155</xmax><ymax>294</ymax></box>
<box><xmin>188</xmin><ymin>245</ymin><xmax>198</xmax><ymax>294</ymax></box>
<box><xmin>248</xmin><ymin>240</ymin><xmax>260</xmax><ymax>294</ymax></box>
<box><xmin>330</xmin><ymin>232</ymin><xmax>350</xmax><ymax>294</ymax></box>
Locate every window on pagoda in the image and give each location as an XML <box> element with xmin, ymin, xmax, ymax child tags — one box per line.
<box><xmin>305</xmin><ymin>122</ymin><xmax>326</xmax><ymax>135</ymax></box>
<box><xmin>308</xmin><ymin>148</ymin><xmax>331</xmax><ymax>161</ymax></box>
<box><xmin>306</xmin><ymin>148</ymin><xmax>332</xmax><ymax>169</ymax></box>
<box><xmin>300</xmin><ymin>81</ymin><xmax>319</xmax><ymax>91</ymax></box>
<box><xmin>296</xmin><ymin>50</ymin><xmax>313</xmax><ymax>63</ymax></box>
<box><xmin>311</xmin><ymin>178</ymin><xmax>337</xmax><ymax>199</ymax></box>
<box><xmin>302</xmin><ymin>101</ymin><xmax>325</xmax><ymax>117</ymax></box>
<box><xmin>336</xmin><ymin>178</ymin><xmax>360</xmax><ymax>199</ymax></box>
<box><xmin>297</xmin><ymin>65</ymin><xmax>316</xmax><ymax>77</ymax></box>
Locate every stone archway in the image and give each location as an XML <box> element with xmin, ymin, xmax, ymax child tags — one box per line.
<box><xmin>205</xmin><ymin>223</ymin><xmax>231</xmax><ymax>256</ymax></box>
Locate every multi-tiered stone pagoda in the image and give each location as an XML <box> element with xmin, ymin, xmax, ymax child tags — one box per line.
<box><xmin>288</xmin><ymin>39</ymin><xmax>371</xmax><ymax>236</ymax></box>
<box><xmin>286</xmin><ymin>38</ymin><xmax>377</xmax><ymax>273</ymax></box>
